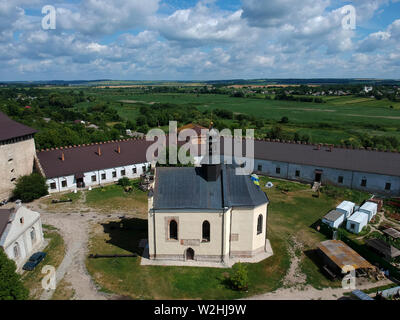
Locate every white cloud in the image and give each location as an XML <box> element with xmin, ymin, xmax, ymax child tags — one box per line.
<box><xmin>0</xmin><ymin>0</ymin><xmax>400</xmax><ymax>80</ymax></box>
<box><xmin>153</xmin><ymin>2</ymin><xmax>253</xmax><ymax>45</ymax></box>
<box><xmin>57</xmin><ymin>0</ymin><xmax>160</xmax><ymax>35</ymax></box>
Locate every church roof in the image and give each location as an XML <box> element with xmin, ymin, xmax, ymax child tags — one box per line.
<box><xmin>0</xmin><ymin>112</ymin><xmax>37</xmax><ymax>142</ymax></box>
<box><xmin>153</xmin><ymin>165</ymin><xmax>269</xmax><ymax>210</ymax></box>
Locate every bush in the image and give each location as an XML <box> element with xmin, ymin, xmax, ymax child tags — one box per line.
<box><xmin>280</xmin><ymin>116</ymin><xmax>289</xmax><ymax>124</ymax></box>
<box><xmin>12</xmin><ymin>173</ymin><xmax>48</xmax><ymax>203</ymax></box>
<box><xmin>0</xmin><ymin>249</ymin><xmax>29</xmax><ymax>300</ymax></box>
<box><xmin>117</xmin><ymin>177</ymin><xmax>131</xmax><ymax>187</ymax></box>
<box><xmin>229</xmin><ymin>262</ymin><xmax>249</xmax><ymax>291</ymax></box>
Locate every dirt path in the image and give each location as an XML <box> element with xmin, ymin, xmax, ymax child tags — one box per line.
<box><xmin>38</xmin><ymin>211</ymin><xmax>123</xmax><ymax>300</ymax></box>
<box><xmin>244</xmin><ymin>279</ymin><xmax>393</xmax><ymax>300</ymax></box>
<box><xmin>282</xmin><ymin>237</ymin><xmax>306</xmax><ymax>288</ymax></box>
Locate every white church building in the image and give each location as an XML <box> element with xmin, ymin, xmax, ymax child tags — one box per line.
<box><xmin>0</xmin><ymin>204</ymin><xmax>44</xmax><ymax>269</ymax></box>
<box><xmin>147</xmin><ymin>163</ymin><xmax>272</xmax><ymax>265</ymax></box>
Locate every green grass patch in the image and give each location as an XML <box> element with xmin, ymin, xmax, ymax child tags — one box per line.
<box><xmin>85</xmin><ymin>182</ymin><xmax>148</xmax><ymax>215</ymax></box>
<box><xmin>21</xmin><ymin>227</ymin><xmax>65</xmax><ymax>300</ymax></box>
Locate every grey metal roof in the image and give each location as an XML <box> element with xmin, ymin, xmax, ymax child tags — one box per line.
<box><xmin>0</xmin><ymin>208</ymin><xmax>13</xmax><ymax>238</ymax></box>
<box><xmin>223</xmin><ymin>166</ymin><xmax>269</xmax><ymax>208</ymax></box>
<box><xmin>221</xmin><ymin>138</ymin><xmax>400</xmax><ymax>177</ymax></box>
<box><xmin>153</xmin><ymin>165</ymin><xmax>268</xmax><ymax>210</ymax></box>
<box><xmin>323</xmin><ymin>210</ymin><xmax>344</xmax><ymax>222</ymax></box>
<box><xmin>351</xmin><ymin>290</ymin><xmax>374</xmax><ymax>300</ymax></box>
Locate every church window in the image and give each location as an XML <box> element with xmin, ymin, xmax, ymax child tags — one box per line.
<box><xmin>169</xmin><ymin>220</ymin><xmax>178</xmax><ymax>240</ymax></box>
<box><xmin>202</xmin><ymin>221</ymin><xmax>210</xmax><ymax>242</ymax></box>
<box><xmin>257</xmin><ymin>214</ymin><xmax>263</xmax><ymax>235</ymax></box>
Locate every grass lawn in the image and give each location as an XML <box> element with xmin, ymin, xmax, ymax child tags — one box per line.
<box><xmin>39</xmin><ymin>180</ymin><xmax>148</xmax><ymax>215</ymax></box>
<box><xmin>21</xmin><ymin>225</ymin><xmax>66</xmax><ymax>300</ymax></box>
<box><xmin>86</xmin><ymin>177</ymin><xmax>371</xmax><ymax>299</ymax></box>
<box><xmin>85</xmin><ymin>181</ymin><xmax>148</xmax><ymax>215</ymax></box>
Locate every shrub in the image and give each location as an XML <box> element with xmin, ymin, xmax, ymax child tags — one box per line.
<box><xmin>117</xmin><ymin>177</ymin><xmax>131</xmax><ymax>187</ymax></box>
<box><xmin>280</xmin><ymin>116</ymin><xmax>289</xmax><ymax>124</ymax></box>
<box><xmin>0</xmin><ymin>249</ymin><xmax>29</xmax><ymax>300</ymax></box>
<box><xmin>12</xmin><ymin>173</ymin><xmax>48</xmax><ymax>203</ymax></box>
<box><xmin>230</xmin><ymin>262</ymin><xmax>249</xmax><ymax>291</ymax></box>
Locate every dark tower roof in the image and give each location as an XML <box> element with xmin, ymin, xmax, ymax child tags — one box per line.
<box><xmin>0</xmin><ymin>112</ymin><xmax>37</xmax><ymax>142</ymax></box>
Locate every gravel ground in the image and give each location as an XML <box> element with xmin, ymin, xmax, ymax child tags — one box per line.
<box><xmin>37</xmin><ymin>211</ymin><xmax>123</xmax><ymax>300</ymax></box>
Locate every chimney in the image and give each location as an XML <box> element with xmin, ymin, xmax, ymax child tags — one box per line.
<box><xmin>61</xmin><ymin>152</ymin><xmax>65</xmax><ymax>161</ymax></box>
<box><xmin>201</xmin><ymin>164</ymin><xmax>221</xmax><ymax>182</ymax></box>
<box><xmin>117</xmin><ymin>145</ymin><xmax>121</xmax><ymax>154</ymax></box>
<box><xmin>97</xmin><ymin>146</ymin><xmax>102</xmax><ymax>156</ymax></box>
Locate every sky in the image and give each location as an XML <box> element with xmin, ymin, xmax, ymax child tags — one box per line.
<box><xmin>1</xmin><ymin>0</ymin><xmax>400</xmax><ymax>81</ymax></box>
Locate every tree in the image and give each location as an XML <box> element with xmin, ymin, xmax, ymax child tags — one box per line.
<box><xmin>230</xmin><ymin>262</ymin><xmax>249</xmax><ymax>291</ymax></box>
<box><xmin>13</xmin><ymin>173</ymin><xmax>49</xmax><ymax>203</ymax></box>
<box><xmin>280</xmin><ymin>116</ymin><xmax>289</xmax><ymax>124</ymax></box>
<box><xmin>0</xmin><ymin>249</ymin><xmax>29</xmax><ymax>300</ymax></box>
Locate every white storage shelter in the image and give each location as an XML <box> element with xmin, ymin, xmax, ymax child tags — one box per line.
<box><xmin>336</xmin><ymin>201</ymin><xmax>355</xmax><ymax>218</ymax></box>
<box><xmin>322</xmin><ymin>210</ymin><xmax>345</xmax><ymax>229</ymax></box>
<box><xmin>346</xmin><ymin>211</ymin><xmax>369</xmax><ymax>234</ymax></box>
<box><xmin>359</xmin><ymin>202</ymin><xmax>378</xmax><ymax>222</ymax></box>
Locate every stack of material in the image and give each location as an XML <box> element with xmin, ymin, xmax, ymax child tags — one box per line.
<box><xmin>383</xmin><ymin>228</ymin><xmax>400</xmax><ymax>239</ymax></box>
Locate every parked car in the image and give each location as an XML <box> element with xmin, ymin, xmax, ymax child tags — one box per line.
<box><xmin>22</xmin><ymin>252</ymin><xmax>46</xmax><ymax>271</ymax></box>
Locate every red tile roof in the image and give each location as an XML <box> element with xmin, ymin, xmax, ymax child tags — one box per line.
<box><xmin>37</xmin><ymin>139</ymin><xmax>155</xmax><ymax>179</ymax></box>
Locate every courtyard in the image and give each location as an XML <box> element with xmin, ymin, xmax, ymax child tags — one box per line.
<box><xmin>24</xmin><ymin>175</ymin><xmax>399</xmax><ymax>300</ymax></box>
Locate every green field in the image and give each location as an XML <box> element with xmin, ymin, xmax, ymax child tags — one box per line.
<box><xmin>73</xmin><ymin>90</ymin><xmax>400</xmax><ymax>145</ymax></box>
<box><xmin>85</xmin><ymin>177</ymin><xmax>371</xmax><ymax>299</ymax></box>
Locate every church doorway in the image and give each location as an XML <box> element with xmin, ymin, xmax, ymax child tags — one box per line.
<box><xmin>186</xmin><ymin>248</ymin><xmax>195</xmax><ymax>261</ymax></box>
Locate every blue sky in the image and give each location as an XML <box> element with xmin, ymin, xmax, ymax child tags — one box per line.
<box><xmin>0</xmin><ymin>0</ymin><xmax>399</xmax><ymax>81</ymax></box>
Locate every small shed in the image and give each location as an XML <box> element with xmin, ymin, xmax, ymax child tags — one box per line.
<box><xmin>359</xmin><ymin>202</ymin><xmax>378</xmax><ymax>222</ymax></box>
<box><xmin>383</xmin><ymin>228</ymin><xmax>400</xmax><ymax>240</ymax></box>
<box><xmin>346</xmin><ymin>211</ymin><xmax>369</xmax><ymax>234</ymax></box>
<box><xmin>317</xmin><ymin>240</ymin><xmax>374</xmax><ymax>277</ymax></box>
<box><xmin>336</xmin><ymin>201</ymin><xmax>355</xmax><ymax>218</ymax></box>
<box><xmin>322</xmin><ymin>210</ymin><xmax>345</xmax><ymax>229</ymax></box>
<box><xmin>366</xmin><ymin>238</ymin><xmax>400</xmax><ymax>260</ymax></box>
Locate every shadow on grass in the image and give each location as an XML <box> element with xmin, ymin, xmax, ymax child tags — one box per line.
<box><xmin>101</xmin><ymin>218</ymin><xmax>148</xmax><ymax>256</ymax></box>
<box><xmin>304</xmin><ymin>249</ymin><xmax>335</xmax><ymax>281</ymax></box>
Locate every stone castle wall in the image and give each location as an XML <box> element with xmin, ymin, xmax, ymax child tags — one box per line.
<box><xmin>0</xmin><ymin>138</ymin><xmax>36</xmax><ymax>200</ymax></box>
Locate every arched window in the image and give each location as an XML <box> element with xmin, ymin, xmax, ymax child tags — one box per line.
<box><xmin>13</xmin><ymin>243</ymin><xmax>20</xmax><ymax>259</ymax></box>
<box><xmin>30</xmin><ymin>227</ymin><xmax>37</xmax><ymax>244</ymax></box>
<box><xmin>257</xmin><ymin>214</ymin><xmax>263</xmax><ymax>235</ymax></box>
<box><xmin>202</xmin><ymin>221</ymin><xmax>210</xmax><ymax>242</ymax></box>
<box><xmin>169</xmin><ymin>220</ymin><xmax>178</xmax><ymax>240</ymax></box>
